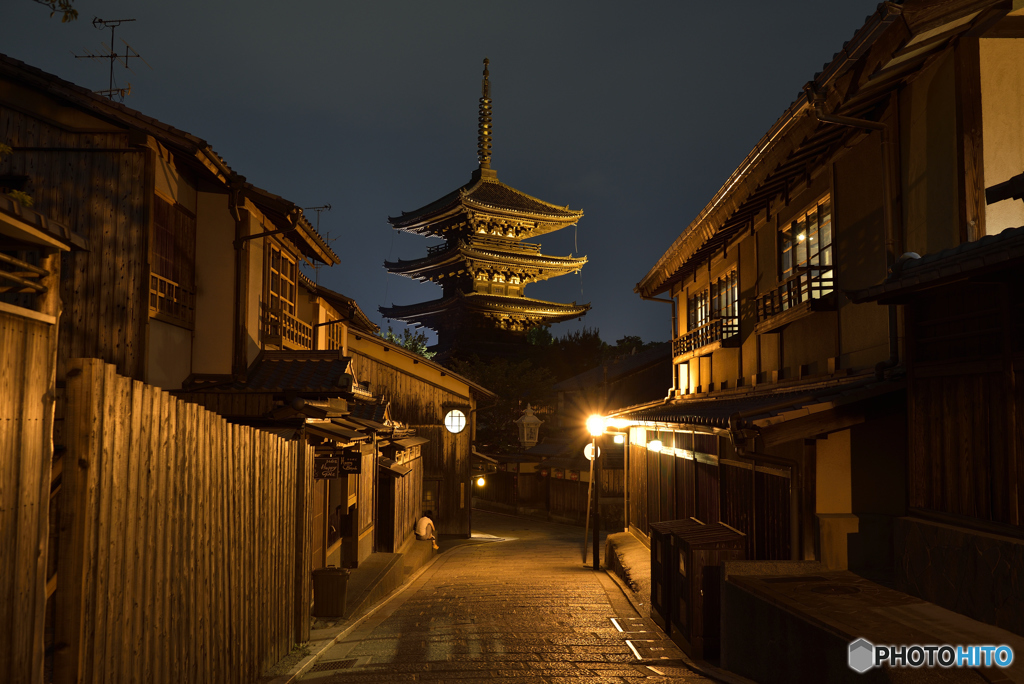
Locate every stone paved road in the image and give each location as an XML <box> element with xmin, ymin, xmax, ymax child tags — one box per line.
<box><xmin>300</xmin><ymin>511</ymin><xmax>715</xmax><ymax>683</ymax></box>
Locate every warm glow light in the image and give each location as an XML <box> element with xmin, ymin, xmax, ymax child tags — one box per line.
<box><xmin>613</xmin><ymin>434</ymin><xmax>625</xmax><ymax>444</ymax></box>
<box><xmin>606</xmin><ymin>418</ymin><xmax>630</xmax><ymax>429</ymax></box>
<box><xmin>476</xmin><ymin>476</ymin><xmax>486</xmax><ymax>487</ymax></box>
<box><xmin>797</xmin><ymin>233</ymin><xmax>806</xmax><ymax>241</ymax></box>
<box><xmin>586</xmin><ymin>414</ymin><xmax>606</xmax><ymax>436</ymax></box>
<box><xmin>444</xmin><ymin>409</ymin><xmax>467</xmax><ymax>433</ymax></box>
<box><xmin>647</xmin><ymin>440</ymin><xmax>663</xmax><ymax>453</ymax></box>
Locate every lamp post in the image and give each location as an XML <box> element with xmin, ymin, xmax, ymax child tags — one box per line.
<box><xmin>586</xmin><ymin>415</ymin><xmax>605</xmax><ymax>570</ymax></box>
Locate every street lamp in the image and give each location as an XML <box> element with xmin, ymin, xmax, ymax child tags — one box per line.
<box><xmin>476</xmin><ymin>476</ymin><xmax>486</xmax><ymax>487</ymax></box>
<box><xmin>586</xmin><ymin>414</ymin><xmax>604</xmax><ymax>570</ymax></box>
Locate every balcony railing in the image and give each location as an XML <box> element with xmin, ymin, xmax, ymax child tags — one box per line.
<box><xmin>673</xmin><ymin>316</ymin><xmax>739</xmax><ymax>358</ymax></box>
<box><xmin>150</xmin><ymin>272</ymin><xmax>195</xmax><ymax>326</ymax></box>
<box><xmin>261</xmin><ymin>302</ymin><xmax>314</xmax><ymax>350</ymax></box>
<box><xmin>757</xmin><ymin>266</ymin><xmax>834</xmax><ymax>321</ymax></box>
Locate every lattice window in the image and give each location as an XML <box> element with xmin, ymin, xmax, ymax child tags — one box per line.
<box><xmin>149</xmin><ymin>195</ymin><xmax>196</xmax><ymax>326</ymax></box>
<box><xmin>267</xmin><ymin>242</ymin><xmax>297</xmax><ymax>316</ymax></box>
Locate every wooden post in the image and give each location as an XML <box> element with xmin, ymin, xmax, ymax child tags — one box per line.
<box><xmin>55</xmin><ymin>359</ymin><xmax>103</xmax><ymax>684</ymax></box>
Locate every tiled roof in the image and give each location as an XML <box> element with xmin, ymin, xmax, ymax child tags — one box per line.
<box><xmin>0</xmin><ymin>193</ymin><xmax>88</xmax><ymax>250</ymax></box>
<box><xmin>849</xmin><ymin>225</ymin><xmax>1024</xmax><ymax>303</ymax></box>
<box><xmin>245</xmin><ymin>351</ymin><xmax>352</xmax><ymax>392</ymax></box>
<box><xmin>379</xmin><ymin>291</ymin><xmax>591</xmax><ymax>320</ymax></box>
<box><xmin>388</xmin><ymin>175</ymin><xmax>582</xmax><ymax>229</ymax></box>
<box><xmin>0</xmin><ymin>53</ymin><xmax>337</xmax><ymax>264</ymax></box>
<box><xmin>613</xmin><ymin>374</ymin><xmax>902</xmax><ymax>431</ymax></box>
<box><xmin>466</xmin><ymin>179</ymin><xmax>582</xmax><ymax>219</ymax></box>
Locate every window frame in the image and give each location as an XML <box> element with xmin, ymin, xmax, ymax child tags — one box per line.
<box><xmin>149</xmin><ymin>193</ymin><xmax>197</xmax><ymax>328</ymax></box>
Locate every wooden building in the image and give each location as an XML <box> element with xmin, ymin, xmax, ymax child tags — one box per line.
<box><xmin>0</xmin><ymin>52</ymin><xmax>467</xmax><ymax>684</ymax></box>
<box><xmin>615</xmin><ymin>0</ymin><xmax>1024</xmax><ymax>632</ymax></box>
<box><xmin>382</xmin><ymin>60</ymin><xmax>589</xmax><ymax>359</ymax></box>
<box><xmin>851</xmin><ymin>218</ymin><xmax>1024</xmax><ymax>635</ymax></box>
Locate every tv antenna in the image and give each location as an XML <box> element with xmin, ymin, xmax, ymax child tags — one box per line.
<box><xmin>304</xmin><ymin>204</ymin><xmax>332</xmax><ymax>232</ymax></box>
<box><xmin>73</xmin><ymin>17</ymin><xmax>151</xmax><ymax>101</ymax></box>
<box><xmin>302</xmin><ymin>204</ymin><xmax>337</xmax><ymax>285</ymax></box>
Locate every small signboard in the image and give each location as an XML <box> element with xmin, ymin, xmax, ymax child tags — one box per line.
<box><xmin>314</xmin><ymin>456</ymin><xmax>341</xmax><ymax>480</ymax></box>
<box><xmin>569</xmin><ymin>470</ymin><xmax>580</xmax><ymax>482</ymax></box>
<box><xmin>339</xmin><ymin>451</ymin><xmax>362</xmax><ymax>474</ymax></box>
<box><xmin>553</xmin><ymin>468</ymin><xmax>564</xmax><ymax>480</ymax></box>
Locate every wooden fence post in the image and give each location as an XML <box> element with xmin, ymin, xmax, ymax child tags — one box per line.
<box><xmin>294</xmin><ymin>436</ymin><xmax>312</xmax><ymax>643</ymax></box>
<box><xmin>54</xmin><ymin>359</ymin><xmax>102</xmax><ymax>684</ymax></box>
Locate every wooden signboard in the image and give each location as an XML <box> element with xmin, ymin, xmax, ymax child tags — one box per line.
<box><xmin>339</xmin><ymin>451</ymin><xmax>362</xmax><ymax>474</ymax></box>
<box><xmin>314</xmin><ymin>456</ymin><xmax>341</xmax><ymax>480</ymax></box>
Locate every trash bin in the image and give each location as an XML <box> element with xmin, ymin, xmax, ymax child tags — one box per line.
<box><xmin>649</xmin><ymin>518</ymin><xmax>706</xmax><ymax>634</ymax></box>
<box><xmin>670</xmin><ymin>521</ymin><xmax>746</xmax><ymax>660</ymax></box>
<box><xmin>312</xmin><ymin>566</ymin><xmax>350</xmax><ymax>618</ymax></box>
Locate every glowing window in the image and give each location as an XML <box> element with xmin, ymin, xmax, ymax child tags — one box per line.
<box><xmin>444</xmin><ymin>409</ymin><xmax>467</xmax><ymax>434</ymax></box>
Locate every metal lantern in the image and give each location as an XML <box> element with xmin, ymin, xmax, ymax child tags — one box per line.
<box><xmin>515</xmin><ymin>404</ymin><xmax>543</xmax><ymax>449</ymax></box>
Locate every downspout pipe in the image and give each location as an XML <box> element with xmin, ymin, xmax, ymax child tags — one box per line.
<box><xmin>641</xmin><ymin>294</ymin><xmax>678</xmax><ymax>393</ymax></box>
<box><xmin>803</xmin><ymin>84</ymin><xmax>899</xmax><ymax>380</ymax></box>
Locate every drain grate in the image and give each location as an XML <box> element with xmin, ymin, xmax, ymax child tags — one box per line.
<box><xmin>308</xmin><ymin>659</ymin><xmax>357</xmax><ymax>673</ymax></box>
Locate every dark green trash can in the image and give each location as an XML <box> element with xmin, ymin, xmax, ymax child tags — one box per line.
<box><xmin>312</xmin><ymin>566</ymin><xmax>349</xmax><ymax>618</ymax></box>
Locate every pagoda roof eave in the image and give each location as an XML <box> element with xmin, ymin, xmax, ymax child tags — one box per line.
<box><xmin>379</xmin><ymin>292</ymin><xmax>591</xmax><ymax>321</ymax></box>
<box><xmin>383</xmin><ymin>246</ymin><xmax>588</xmax><ymax>278</ymax></box>
<box><xmin>388</xmin><ymin>174</ymin><xmax>583</xmax><ymax>232</ymax></box>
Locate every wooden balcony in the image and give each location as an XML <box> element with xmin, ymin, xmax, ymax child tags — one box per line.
<box><xmin>261</xmin><ymin>302</ymin><xmax>314</xmax><ymax>350</ymax></box>
<box><xmin>756</xmin><ymin>266</ymin><xmax>835</xmax><ymax>332</ymax></box>
<box><xmin>673</xmin><ymin>317</ymin><xmax>739</xmax><ymax>359</ymax></box>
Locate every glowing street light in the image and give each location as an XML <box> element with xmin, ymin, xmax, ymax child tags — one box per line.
<box><xmin>586</xmin><ymin>414</ymin><xmax>606</xmax><ymax>437</ymax></box>
<box><xmin>476</xmin><ymin>476</ymin><xmax>486</xmax><ymax>487</ymax></box>
<box><xmin>647</xmin><ymin>439</ymin><xmax>663</xmax><ymax>453</ymax></box>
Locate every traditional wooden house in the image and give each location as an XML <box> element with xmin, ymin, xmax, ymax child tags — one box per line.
<box><xmin>382</xmin><ymin>60</ymin><xmax>589</xmax><ymax>359</ymax></box>
<box><xmin>0</xmin><ymin>53</ymin><xmax>342</xmax><ymax>682</ymax></box>
<box><xmin>615</xmin><ymin>0</ymin><xmax>1024</xmax><ymax>618</ymax></box>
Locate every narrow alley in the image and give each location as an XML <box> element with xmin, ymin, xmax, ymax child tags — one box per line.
<box><xmin>298</xmin><ymin>511</ymin><xmax>716</xmax><ymax>683</ymax></box>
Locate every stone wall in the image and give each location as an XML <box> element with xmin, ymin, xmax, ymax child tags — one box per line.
<box><xmin>894</xmin><ymin>516</ymin><xmax>1024</xmax><ymax>636</ymax></box>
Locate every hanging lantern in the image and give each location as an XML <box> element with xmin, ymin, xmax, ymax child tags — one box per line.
<box><xmin>515</xmin><ymin>403</ymin><xmax>543</xmax><ymax>449</ymax></box>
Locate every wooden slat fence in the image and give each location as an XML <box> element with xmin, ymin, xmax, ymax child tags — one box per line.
<box><xmin>0</xmin><ymin>310</ymin><xmax>58</xmax><ymax>684</ymax></box>
<box><xmin>56</xmin><ymin>358</ymin><xmax>313</xmax><ymax>684</ymax></box>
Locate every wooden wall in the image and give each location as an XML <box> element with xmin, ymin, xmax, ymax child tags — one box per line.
<box><xmin>0</xmin><ymin>311</ymin><xmax>58</xmax><ymax>684</ymax></box>
<box><xmin>56</xmin><ymin>358</ymin><xmax>313</xmax><ymax>684</ymax></box>
<box><xmin>627</xmin><ymin>430</ymin><xmax>792</xmax><ymax>560</ymax></box>
<box><xmin>349</xmin><ymin>352</ymin><xmax>472</xmax><ymax>536</ymax></box>
<box><xmin>0</xmin><ymin>106</ymin><xmax>150</xmax><ymax>382</ymax></box>
<box><xmin>905</xmin><ymin>282</ymin><xmax>1023</xmax><ymax>528</ymax></box>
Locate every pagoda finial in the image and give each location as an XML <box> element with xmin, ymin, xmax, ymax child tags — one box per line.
<box><xmin>477</xmin><ymin>58</ymin><xmax>492</xmax><ymax>170</ymax></box>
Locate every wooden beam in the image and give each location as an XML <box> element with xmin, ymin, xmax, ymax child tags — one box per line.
<box><xmin>759</xmin><ymin>405</ymin><xmax>866</xmax><ymax>448</ymax></box>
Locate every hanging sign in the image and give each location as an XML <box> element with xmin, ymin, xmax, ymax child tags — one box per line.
<box><xmin>339</xmin><ymin>451</ymin><xmax>362</xmax><ymax>474</ymax></box>
<box><xmin>314</xmin><ymin>456</ymin><xmax>341</xmax><ymax>480</ymax></box>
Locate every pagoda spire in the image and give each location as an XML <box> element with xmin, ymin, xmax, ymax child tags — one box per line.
<box><xmin>477</xmin><ymin>58</ymin><xmax>493</xmax><ymax>171</ymax></box>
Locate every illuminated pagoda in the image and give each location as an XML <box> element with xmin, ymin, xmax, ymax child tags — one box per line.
<box><xmin>381</xmin><ymin>59</ymin><xmax>589</xmax><ymax>359</ymax></box>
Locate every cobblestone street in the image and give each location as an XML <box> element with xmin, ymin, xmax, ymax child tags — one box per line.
<box><xmin>299</xmin><ymin>511</ymin><xmax>715</xmax><ymax>683</ymax></box>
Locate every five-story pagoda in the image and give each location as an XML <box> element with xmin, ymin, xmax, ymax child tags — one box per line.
<box><xmin>381</xmin><ymin>59</ymin><xmax>589</xmax><ymax>359</ymax></box>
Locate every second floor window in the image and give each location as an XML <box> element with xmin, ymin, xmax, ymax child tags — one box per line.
<box><xmin>150</xmin><ymin>196</ymin><xmax>196</xmax><ymax>326</ymax></box>
<box><xmin>779</xmin><ymin>195</ymin><xmax>833</xmax><ymax>301</ymax></box>
<box><xmin>267</xmin><ymin>243</ymin><xmax>297</xmax><ymax>316</ymax></box>
<box><xmin>687</xmin><ymin>270</ymin><xmax>738</xmax><ymax>330</ymax></box>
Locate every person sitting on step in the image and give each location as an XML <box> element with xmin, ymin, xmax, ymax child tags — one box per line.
<box><xmin>415</xmin><ymin>511</ymin><xmax>439</xmax><ymax>550</ymax></box>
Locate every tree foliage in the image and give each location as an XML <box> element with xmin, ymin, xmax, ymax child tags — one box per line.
<box><xmin>31</xmin><ymin>0</ymin><xmax>78</xmax><ymax>22</ymax></box>
<box><xmin>378</xmin><ymin>326</ymin><xmax>435</xmax><ymax>360</ymax></box>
